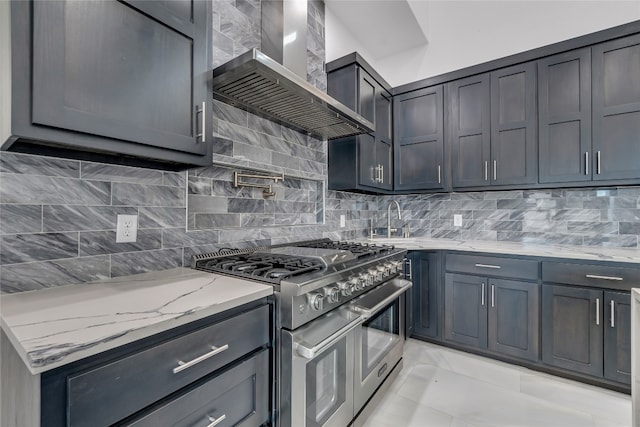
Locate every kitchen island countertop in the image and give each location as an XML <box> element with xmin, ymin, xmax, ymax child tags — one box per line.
<box><xmin>365</xmin><ymin>237</ymin><xmax>640</xmax><ymax>264</ymax></box>
<box><xmin>0</xmin><ymin>268</ymin><xmax>273</xmax><ymax>374</ymax></box>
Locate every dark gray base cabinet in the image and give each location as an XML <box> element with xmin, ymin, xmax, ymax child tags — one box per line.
<box><xmin>408</xmin><ymin>252</ymin><xmax>441</xmax><ymax>340</ymax></box>
<box><xmin>3</xmin><ymin>0</ymin><xmax>213</xmax><ymax>167</ymax></box>
<box><xmin>444</xmin><ymin>273</ymin><xmax>539</xmax><ymax>362</ymax></box>
<box><xmin>542</xmin><ymin>285</ymin><xmax>631</xmax><ymax>385</ymax></box>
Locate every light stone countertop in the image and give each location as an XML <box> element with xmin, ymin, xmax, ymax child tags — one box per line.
<box><xmin>0</xmin><ymin>268</ymin><xmax>273</xmax><ymax>375</ymax></box>
<box><xmin>365</xmin><ymin>238</ymin><xmax>640</xmax><ymax>264</ymax></box>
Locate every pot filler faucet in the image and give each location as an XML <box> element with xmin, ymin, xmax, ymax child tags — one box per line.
<box><xmin>387</xmin><ymin>200</ymin><xmax>402</xmax><ymax>238</ymax></box>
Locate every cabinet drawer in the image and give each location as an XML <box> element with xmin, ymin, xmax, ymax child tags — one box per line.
<box><xmin>446</xmin><ymin>253</ymin><xmax>539</xmax><ymax>280</ymax></box>
<box><xmin>68</xmin><ymin>305</ymin><xmax>269</xmax><ymax>427</ymax></box>
<box><xmin>129</xmin><ymin>349</ymin><xmax>270</xmax><ymax>427</ymax></box>
<box><xmin>542</xmin><ymin>262</ymin><xmax>640</xmax><ymax>291</ymax></box>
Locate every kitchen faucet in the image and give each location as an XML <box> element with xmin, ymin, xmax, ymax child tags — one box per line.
<box><xmin>387</xmin><ymin>200</ymin><xmax>402</xmax><ymax>238</ymax></box>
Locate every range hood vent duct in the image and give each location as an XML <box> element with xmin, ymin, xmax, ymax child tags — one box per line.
<box><xmin>211</xmin><ymin>49</ymin><xmax>374</xmax><ymax>140</ymax></box>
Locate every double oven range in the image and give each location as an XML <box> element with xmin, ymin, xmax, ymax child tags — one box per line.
<box><xmin>192</xmin><ymin>239</ymin><xmax>411</xmax><ymax>427</ymax></box>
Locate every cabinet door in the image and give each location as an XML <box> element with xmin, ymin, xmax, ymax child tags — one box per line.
<box><xmin>604</xmin><ymin>291</ymin><xmax>631</xmax><ymax>384</ymax></box>
<box><xmin>592</xmin><ymin>34</ymin><xmax>640</xmax><ymax>181</ymax></box>
<box><xmin>488</xmin><ymin>279</ymin><xmax>539</xmax><ymax>361</ymax></box>
<box><xmin>542</xmin><ymin>285</ymin><xmax>603</xmax><ymax>377</ymax></box>
<box><xmin>444</xmin><ymin>273</ymin><xmax>487</xmax><ymax>349</ymax></box>
<box><xmin>358</xmin><ymin>70</ymin><xmax>377</xmax><ymax>123</ymax></box>
<box><xmin>411</xmin><ymin>252</ymin><xmax>441</xmax><ymax>340</ymax></box>
<box><xmin>357</xmin><ymin>133</ymin><xmax>378</xmax><ymax>189</ymax></box>
<box><xmin>448</xmin><ymin>74</ymin><xmax>491</xmax><ymax>188</ymax></box>
<box><xmin>376</xmin><ymin>89</ymin><xmax>393</xmax><ymax>190</ymax></box>
<box><xmin>490</xmin><ymin>63</ymin><xmax>537</xmax><ymax>185</ymax></box>
<box><xmin>538</xmin><ymin>48</ymin><xmax>592</xmax><ymax>183</ymax></box>
<box><xmin>394</xmin><ymin>86</ymin><xmax>445</xmax><ymax>191</ymax></box>
<box><xmin>32</xmin><ymin>0</ymin><xmax>209</xmax><ymax>156</ymax></box>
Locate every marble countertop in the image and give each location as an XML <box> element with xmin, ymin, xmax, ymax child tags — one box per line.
<box><xmin>0</xmin><ymin>268</ymin><xmax>273</xmax><ymax>375</ymax></box>
<box><xmin>365</xmin><ymin>238</ymin><xmax>640</xmax><ymax>264</ymax></box>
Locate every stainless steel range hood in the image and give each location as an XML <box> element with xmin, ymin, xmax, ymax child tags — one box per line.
<box><xmin>212</xmin><ymin>0</ymin><xmax>374</xmax><ymax>140</ymax></box>
<box><xmin>212</xmin><ymin>48</ymin><xmax>373</xmax><ymax>140</ymax></box>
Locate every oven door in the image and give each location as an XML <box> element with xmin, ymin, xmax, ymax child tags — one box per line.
<box><xmin>350</xmin><ymin>278</ymin><xmax>412</xmax><ymax>414</ymax></box>
<box><xmin>280</xmin><ymin>307</ymin><xmax>361</xmax><ymax>427</ymax></box>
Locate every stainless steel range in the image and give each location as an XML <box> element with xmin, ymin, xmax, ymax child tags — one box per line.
<box><xmin>192</xmin><ymin>239</ymin><xmax>411</xmax><ymax>427</ymax></box>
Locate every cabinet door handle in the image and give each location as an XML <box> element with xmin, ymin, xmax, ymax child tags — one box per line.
<box><xmin>437</xmin><ymin>165</ymin><xmax>442</xmax><ymax>184</ymax></box>
<box><xmin>381</xmin><ymin>165</ymin><xmax>384</xmax><ymax>184</ymax></box>
<box><xmin>610</xmin><ymin>300</ymin><xmax>615</xmax><ymax>328</ymax></box>
<box><xmin>596</xmin><ymin>151</ymin><xmax>601</xmax><ymax>174</ymax></box>
<box><xmin>405</xmin><ymin>258</ymin><xmax>413</xmax><ymax>280</ymax></box>
<box><xmin>484</xmin><ymin>161</ymin><xmax>489</xmax><ymax>181</ymax></box>
<box><xmin>585</xmin><ymin>152</ymin><xmax>589</xmax><ymax>175</ymax></box>
<box><xmin>595</xmin><ymin>298</ymin><xmax>600</xmax><ymax>326</ymax></box>
<box><xmin>491</xmin><ymin>284</ymin><xmax>495</xmax><ymax>308</ymax></box>
<box><xmin>196</xmin><ymin>102</ymin><xmax>206</xmax><ymax>143</ymax></box>
<box><xmin>586</xmin><ymin>274</ymin><xmax>623</xmax><ymax>281</ymax></box>
<box><xmin>475</xmin><ymin>263</ymin><xmax>501</xmax><ymax>269</ymax></box>
<box><xmin>173</xmin><ymin>344</ymin><xmax>229</xmax><ymax>374</ymax></box>
<box><xmin>206</xmin><ymin>414</ymin><xmax>226</xmax><ymax>427</ymax></box>
<box><xmin>493</xmin><ymin>160</ymin><xmax>497</xmax><ymax>181</ymax></box>
<box><xmin>481</xmin><ymin>283</ymin><xmax>485</xmax><ymax>306</ymax></box>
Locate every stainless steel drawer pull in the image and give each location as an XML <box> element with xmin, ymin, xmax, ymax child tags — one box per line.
<box><xmin>481</xmin><ymin>283</ymin><xmax>485</xmax><ymax>306</ymax></box>
<box><xmin>173</xmin><ymin>344</ymin><xmax>229</xmax><ymax>374</ymax></box>
<box><xmin>438</xmin><ymin>165</ymin><xmax>442</xmax><ymax>184</ymax></box>
<box><xmin>585</xmin><ymin>151</ymin><xmax>589</xmax><ymax>175</ymax></box>
<box><xmin>585</xmin><ymin>274</ymin><xmax>623</xmax><ymax>281</ymax></box>
<box><xmin>475</xmin><ymin>263</ymin><xmax>501</xmax><ymax>269</ymax></box>
<box><xmin>596</xmin><ymin>298</ymin><xmax>600</xmax><ymax>326</ymax></box>
<box><xmin>406</xmin><ymin>258</ymin><xmax>413</xmax><ymax>280</ymax></box>
<box><xmin>206</xmin><ymin>414</ymin><xmax>226</xmax><ymax>427</ymax></box>
<box><xmin>484</xmin><ymin>161</ymin><xmax>488</xmax><ymax>181</ymax></box>
<box><xmin>493</xmin><ymin>160</ymin><xmax>497</xmax><ymax>181</ymax></box>
<box><xmin>610</xmin><ymin>300</ymin><xmax>615</xmax><ymax>328</ymax></box>
<box><xmin>596</xmin><ymin>151</ymin><xmax>601</xmax><ymax>174</ymax></box>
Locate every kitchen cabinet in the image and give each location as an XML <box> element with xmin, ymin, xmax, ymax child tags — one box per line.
<box><xmin>447</xmin><ymin>62</ymin><xmax>537</xmax><ymax>189</ymax></box>
<box><xmin>407</xmin><ymin>251</ymin><xmax>441</xmax><ymax>340</ymax></box>
<box><xmin>2</xmin><ymin>0</ymin><xmax>212</xmax><ymax>167</ymax></box>
<box><xmin>394</xmin><ymin>86</ymin><xmax>446</xmax><ymax>191</ymax></box>
<box><xmin>542</xmin><ymin>261</ymin><xmax>636</xmax><ymax>385</ymax></box>
<box><xmin>444</xmin><ymin>254</ymin><xmax>540</xmax><ymax>361</ymax></box>
<box><xmin>327</xmin><ymin>59</ymin><xmax>393</xmax><ymax>193</ymax></box>
<box><xmin>40</xmin><ymin>301</ymin><xmax>271</xmax><ymax>426</ymax></box>
<box><xmin>592</xmin><ymin>33</ymin><xmax>640</xmax><ymax>181</ymax></box>
<box><xmin>538</xmin><ymin>48</ymin><xmax>592</xmax><ymax>184</ymax></box>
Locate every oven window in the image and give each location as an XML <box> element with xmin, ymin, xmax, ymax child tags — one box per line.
<box><xmin>362</xmin><ymin>300</ymin><xmax>400</xmax><ymax>378</ymax></box>
<box><xmin>305</xmin><ymin>339</ymin><xmax>347</xmax><ymax>426</ymax></box>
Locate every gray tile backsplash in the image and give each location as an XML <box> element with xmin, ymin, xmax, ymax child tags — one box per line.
<box><xmin>1</xmin><ymin>0</ymin><xmax>639</xmax><ymax>294</ymax></box>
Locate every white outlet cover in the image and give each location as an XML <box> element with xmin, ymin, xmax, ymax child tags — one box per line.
<box><xmin>453</xmin><ymin>214</ymin><xmax>463</xmax><ymax>227</ymax></box>
<box><xmin>340</xmin><ymin>214</ymin><xmax>346</xmax><ymax>228</ymax></box>
<box><xmin>116</xmin><ymin>214</ymin><xmax>138</xmax><ymax>243</ymax></box>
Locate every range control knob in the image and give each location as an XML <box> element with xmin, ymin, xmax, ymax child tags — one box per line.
<box><xmin>368</xmin><ymin>268</ymin><xmax>380</xmax><ymax>282</ymax></box>
<box><xmin>337</xmin><ymin>280</ymin><xmax>352</xmax><ymax>296</ymax></box>
<box><xmin>308</xmin><ymin>292</ymin><xmax>324</xmax><ymax>311</ymax></box>
<box><xmin>324</xmin><ymin>286</ymin><xmax>341</xmax><ymax>303</ymax></box>
<box><xmin>349</xmin><ymin>276</ymin><xmax>363</xmax><ymax>291</ymax></box>
<box><xmin>385</xmin><ymin>262</ymin><xmax>396</xmax><ymax>274</ymax></box>
<box><xmin>377</xmin><ymin>265</ymin><xmax>388</xmax><ymax>277</ymax></box>
<box><xmin>359</xmin><ymin>273</ymin><xmax>373</xmax><ymax>287</ymax></box>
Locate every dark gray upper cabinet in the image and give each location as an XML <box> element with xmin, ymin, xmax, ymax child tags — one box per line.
<box><xmin>604</xmin><ymin>291</ymin><xmax>631</xmax><ymax>384</ymax></box>
<box><xmin>327</xmin><ymin>61</ymin><xmax>393</xmax><ymax>193</ymax></box>
<box><xmin>447</xmin><ymin>74</ymin><xmax>491</xmax><ymax>188</ymax></box>
<box><xmin>592</xmin><ymin>33</ymin><xmax>640</xmax><ymax>181</ymax></box>
<box><xmin>4</xmin><ymin>0</ymin><xmax>212</xmax><ymax>167</ymax></box>
<box><xmin>538</xmin><ymin>48</ymin><xmax>592</xmax><ymax>183</ymax></box>
<box><xmin>394</xmin><ymin>86</ymin><xmax>445</xmax><ymax>191</ymax></box>
<box><xmin>490</xmin><ymin>62</ymin><xmax>538</xmax><ymax>186</ymax></box>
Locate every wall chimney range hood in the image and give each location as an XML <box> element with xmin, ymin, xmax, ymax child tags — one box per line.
<box><xmin>211</xmin><ymin>49</ymin><xmax>373</xmax><ymax>140</ymax></box>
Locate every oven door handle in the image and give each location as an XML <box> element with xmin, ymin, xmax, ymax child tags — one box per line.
<box><xmin>295</xmin><ymin>317</ymin><xmax>362</xmax><ymax>359</ymax></box>
<box><xmin>350</xmin><ymin>279</ymin><xmax>412</xmax><ymax>320</ymax></box>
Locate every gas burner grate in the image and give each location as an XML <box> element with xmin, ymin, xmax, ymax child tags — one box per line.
<box><xmin>291</xmin><ymin>240</ymin><xmax>394</xmax><ymax>258</ymax></box>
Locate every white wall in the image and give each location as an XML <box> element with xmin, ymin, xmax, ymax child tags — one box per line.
<box><xmin>325</xmin><ymin>5</ymin><xmax>377</xmax><ymax>67</ymax></box>
<box><xmin>327</xmin><ymin>1</ymin><xmax>640</xmax><ymax>87</ymax></box>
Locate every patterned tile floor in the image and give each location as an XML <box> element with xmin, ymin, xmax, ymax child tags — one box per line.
<box><xmin>362</xmin><ymin>339</ymin><xmax>632</xmax><ymax>427</ymax></box>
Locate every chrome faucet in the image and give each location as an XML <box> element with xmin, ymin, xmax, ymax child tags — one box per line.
<box><xmin>387</xmin><ymin>200</ymin><xmax>402</xmax><ymax>238</ymax></box>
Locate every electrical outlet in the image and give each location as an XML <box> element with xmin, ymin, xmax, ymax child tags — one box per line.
<box><xmin>453</xmin><ymin>214</ymin><xmax>463</xmax><ymax>227</ymax></box>
<box><xmin>116</xmin><ymin>214</ymin><xmax>138</xmax><ymax>243</ymax></box>
<box><xmin>340</xmin><ymin>214</ymin><xmax>346</xmax><ymax>228</ymax></box>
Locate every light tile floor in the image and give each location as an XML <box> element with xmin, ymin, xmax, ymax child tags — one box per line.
<box><xmin>362</xmin><ymin>339</ymin><xmax>632</xmax><ymax>427</ymax></box>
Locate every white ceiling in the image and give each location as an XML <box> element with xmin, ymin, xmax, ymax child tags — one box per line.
<box><xmin>324</xmin><ymin>0</ymin><xmax>428</xmax><ymax>60</ymax></box>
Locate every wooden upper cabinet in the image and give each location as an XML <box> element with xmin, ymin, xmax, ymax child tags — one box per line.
<box><xmin>6</xmin><ymin>0</ymin><xmax>212</xmax><ymax>166</ymax></box>
<box><xmin>490</xmin><ymin>62</ymin><xmax>538</xmax><ymax>186</ymax></box>
<box><xmin>538</xmin><ymin>48</ymin><xmax>592</xmax><ymax>183</ymax></box>
<box><xmin>448</xmin><ymin>74</ymin><xmax>491</xmax><ymax>188</ymax></box>
<box><xmin>592</xmin><ymin>33</ymin><xmax>640</xmax><ymax>181</ymax></box>
<box><xmin>394</xmin><ymin>86</ymin><xmax>445</xmax><ymax>191</ymax></box>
